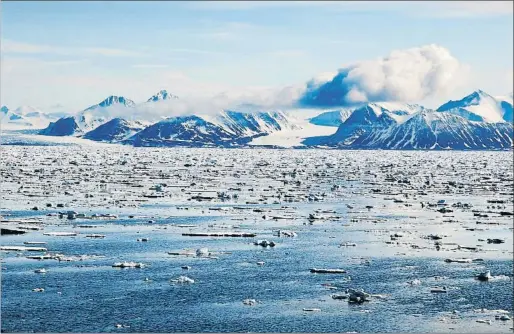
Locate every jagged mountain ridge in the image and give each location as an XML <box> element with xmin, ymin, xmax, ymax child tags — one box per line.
<box><xmin>307</xmin><ymin>109</ymin><xmax>513</xmax><ymax>150</ymax></box>
<box><xmin>125</xmin><ymin>110</ymin><xmax>297</xmax><ymax>147</ymax></box>
<box><xmin>358</xmin><ymin>111</ymin><xmax>513</xmax><ymax>149</ymax></box>
<box><xmin>84</xmin><ymin>96</ymin><xmax>136</xmax><ymax>111</ymax></box>
<box><xmin>124</xmin><ymin>115</ymin><xmax>240</xmax><ymax>147</ymax></box>
<box><xmin>308</xmin><ymin>102</ymin><xmax>424</xmax><ymax>127</ymax></box>
<box><xmin>41</xmin><ymin>95</ymin><xmax>138</xmax><ymax>136</ymax></box>
<box><xmin>437</xmin><ymin>90</ymin><xmax>512</xmax><ymax>123</ymax></box>
<box><xmin>146</xmin><ymin>90</ymin><xmax>179</xmax><ymax>102</ymax></box>
<box><xmin>1</xmin><ymin>105</ymin><xmax>57</xmax><ymax>129</ymax></box>
<box><xmin>304</xmin><ymin>103</ymin><xmax>409</xmax><ymax>146</ymax></box>
<box><xmin>30</xmin><ymin>89</ymin><xmax>514</xmax><ymax>150</ymax></box>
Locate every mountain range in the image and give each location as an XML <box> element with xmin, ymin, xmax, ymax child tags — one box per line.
<box><xmin>1</xmin><ymin>105</ymin><xmax>59</xmax><ymax>129</ymax></box>
<box><xmin>1</xmin><ymin>89</ymin><xmax>513</xmax><ymax>150</ymax></box>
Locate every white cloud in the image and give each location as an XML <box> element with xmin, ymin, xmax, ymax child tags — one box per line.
<box><xmin>300</xmin><ymin>44</ymin><xmax>469</xmax><ymax>106</ymax></box>
<box><xmin>0</xmin><ymin>43</ymin><xmax>501</xmax><ymax>114</ymax></box>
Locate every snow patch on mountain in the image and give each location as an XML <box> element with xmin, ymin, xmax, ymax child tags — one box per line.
<box><xmin>202</xmin><ymin>110</ymin><xmax>299</xmax><ymax>137</ymax></box>
<box><xmin>124</xmin><ymin>115</ymin><xmax>242</xmax><ymax>147</ymax></box>
<box><xmin>40</xmin><ymin>95</ymin><xmax>138</xmax><ymax>136</ymax></box>
<box><xmin>84</xmin><ymin>118</ymin><xmax>147</xmax><ymax>142</ymax></box>
<box><xmin>0</xmin><ymin>105</ymin><xmax>56</xmax><ymax>130</ymax></box>
<box><xmin>84</xmin><ymin>96</ymin><xmax>136</xmax><ymax>111</ymax></box>
<box><xmin>125</xmin><ymin>110</ymin><xmax>299</xmax><ymax>147</ymax></box>
<box><xmin>308</xmin><ymin>109</ymin><xmax>513</xmax><ymax>150</ymax></box>
<box><xmin>437</xmin><ymin>90</ymin><xmax>511</xmax><ymax>123</ymax></box>
<box><xmin>308</xmin><ymin>109</ymin><xmax>354</xmax><ymax>127</ymax></box>
<box><xmin>146</xmin><ymin>90</ymin><xmax>179</xmax><ymax>102</ymax></box>
<box><xmin>28</xmin><ymin>88</ymin><xmax>514</xmax><ymax>150</ymax></box>
<box><xmin>358</xmin><ymin>111</ymin><xmax>513</xmax><ymax>149</ymax></box>
<box><xmin>304</xmin><ymin>104</ymin><xmax>391</xmax><ymax>146</ymax></box>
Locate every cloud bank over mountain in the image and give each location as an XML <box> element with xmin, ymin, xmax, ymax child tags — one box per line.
<box><xmin>40</xmin><ymin>44</ymin><xmax>473</xmax><ymax>117</ymax></box>
<box><xmin>1</xmin><ymin>44</ymin><xmax>490</xmax><ymax>115</ymax></box>
<box><xmin>297</xmin><ymin>44</ymin><xmax>468</xmax><ymax>107</ymax></box>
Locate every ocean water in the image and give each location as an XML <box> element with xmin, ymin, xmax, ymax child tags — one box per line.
<box><xmin>1</xmin><ymin>147</ymin><xmax>513</xmax><ymax>332</ymax></box>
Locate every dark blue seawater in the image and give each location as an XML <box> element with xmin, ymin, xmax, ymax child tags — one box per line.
<box><xmin>1</xmin><ymin>206</ymin><xmax>513</xmax><ymax>333</ymax></box>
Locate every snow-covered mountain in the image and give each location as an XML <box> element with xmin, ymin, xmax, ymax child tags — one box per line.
<box><xmin>83</xmin><ymin>118</ymin><xmax>147</xmax><ymax>142</ymax></box>
<box><xmin>357</xmin><ymin>111</ymin><xmax>513</xmax><ymax>150</ymax></box>
<box><xmin>307</xmin><ymin>110</ymin><xmax>513</xmax><ymax>150</ymax></box>
<box><xmin>204</xmin><ymin>110</ymin><xmax>300</xmax><ymax>136</ymax></box>
<box><xmin>0</xmin><ymin>106</ymin><xmax>32</xmax><ymax>129</ymax></box>
<box><xmin>40</xmin><ymin>95</ymin><xmax>137</xmax><ymax>136</ymax></box>
<box><xmin>308</xmin><ymin>102</ymin><xmax>423</xmax><ymax>127</ymax></box>
<box><xmin>304</xmin><ymin>103</ymin><xmax>410</xmax><ymax>146</ymax></box>
<box><xmin>13</xmin><ymin>105</ymin><xmax>40</xmax><ymax>116</ymax></box>
<box><xmin>39</xmin><ymin>91</ymin><xmax>179</xmax><ymax>136</ymax></box>
<box><xmin>0</xmin><ymin>105</ymin><xmax>56</xmax><ymax>129</ymax></box>
<box><xmin>29</xmin><ymin>89</ymin><xmax>514</xmax><ymax>150</ymax></box>
<box><xmin>77</xmin><ymin>95</ymin><xmax>137</xmax><ymax>131</ymax></box>
<box><xmin>495</xmin><ymin>93</ymin><xmax>513</xmax><ymax>123</ymax></box>
<box><xmin>146</xmin><ymin>90</ymin><xmax>178</xmax><ymax>102</ymax></box>
<box><xmin>83</xmin><ymin>96</ymin><xmax>136</xmax><ymax>111</ymax></box>
<box><xmin>436</xmin><ymin>90</ymin><xmax>512</xmax><ymax>123</ymax></box>
<box><xmin>308</xmin><ymin>109</ymin><xmax>354</xmax><ymax>127</ymax></box>
<box><xmin>124</xmin><ymin>115</ymin><xmax>239</xmax><ymax>147</ymax></box>
<box><xmin>125</xmin><ymin>110</ymin><xmax>297</xmax><ymax>147</ymax></box>
<box><xmin>2</xmin><ymin>111</ymin><xmax>34</xmax><ymax>127</ymax></box>
<box><xmin>374</xmin><ymin>102</ymin><xmax>427</xmax><ymax>115</ymax></box>
<box><xmin>39</xmin><ymin>117</ymin><xmax>80</xmax><ymax>136</ymax></box>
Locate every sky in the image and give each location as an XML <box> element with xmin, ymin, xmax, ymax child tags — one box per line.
<box><xmin>0</xmin><ymin>1</ymin><xmax>513</xmax><ymax>112</ymax></box>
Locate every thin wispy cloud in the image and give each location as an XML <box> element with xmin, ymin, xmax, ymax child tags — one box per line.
<box><xmin>168</xmin><ymin>48</ymin><xmax>226</xmax><ymax>56</ymax></box>
<box><xmin>1</xmin><ymin>39</ymin><xmax>147</xmax><ymax>57</ymax></box>
<box><xmin>131</xmin><ymin>64</ymin><xmax>170</xmax><ymax>69</ymax></box>
<box><xmin>82</xmin><ymin>47</ymin><xmax>144</xmax><ymax>57</ymax></box>
<box><xmin>175</xmin><ymin>21</ymin><xmax>261</xmax><ymax>42</ymax></box>
<box><xmin>268</xmin><ymin>50</ymin><xmax>308</xmax><ymax>58</ymax></box>
<box><xmin>43</xmin><ymin>60</ymin><xmax>87</xmax><ymax>66</ymax></box>
<box><xmin>1</xmin><ymin>56</ymin><xmax>84</xmax><ymax>75</ymax></box>
<box><xmin>196</xmin><ymin>31</ymin><xmax>237</xmax><ymax>41</ymax></box>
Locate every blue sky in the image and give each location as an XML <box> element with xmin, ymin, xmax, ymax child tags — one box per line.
<box><xmin>1</xmin><ymin>1</ymin><xmax>512</xmax><ymax>111</ymax></box>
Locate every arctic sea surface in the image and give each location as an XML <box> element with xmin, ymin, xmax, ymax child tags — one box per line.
<box><xmin>1</xmin><ymin>147</ymin><xmax>513</xmax><ymax>333</ymax></box>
